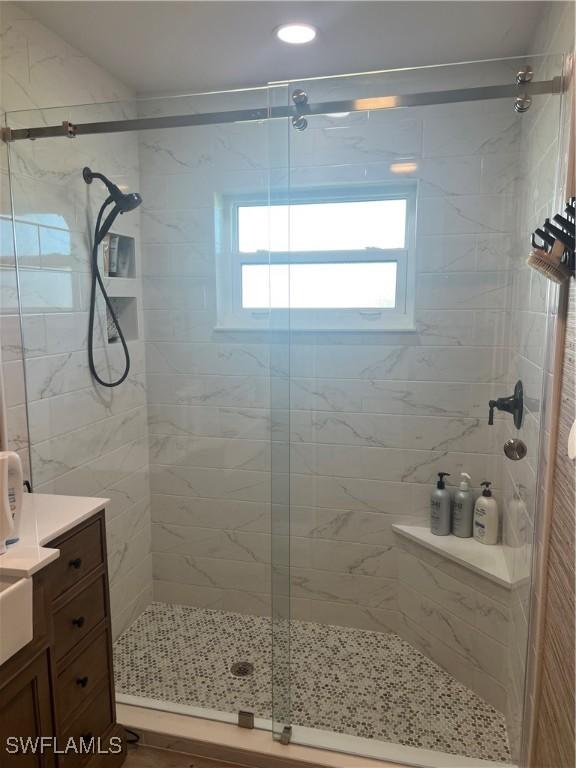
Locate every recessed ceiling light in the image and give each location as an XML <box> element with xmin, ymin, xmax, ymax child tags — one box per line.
<box><xmin>276</xmin><ymin>24</ymin><xmax>317</xmax><ymax>45</ymax></box>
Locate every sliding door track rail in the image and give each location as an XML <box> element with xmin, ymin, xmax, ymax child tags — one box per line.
<box><xmin>1</xmin><ymin>77</ymin><xmax>562</xmax><ymax>142</ymax></box>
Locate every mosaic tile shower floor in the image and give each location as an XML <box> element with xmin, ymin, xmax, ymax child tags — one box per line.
<box><xmin>113</xmin><ymin>602</ymin><xmax>511</xmax><ymax>762</ymax></box>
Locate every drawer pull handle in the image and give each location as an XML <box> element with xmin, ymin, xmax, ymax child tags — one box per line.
<box><xmin>76</xmin><ymin>676</ymin><xmax>89</xmax><ymax>688</ymax></box>
<box><xmin>72</xmin><ymin>616</ymin><xmax>85</xmax><ymax>628</ymax></box>
<box><xmin>69</xmin><ymin>558</ymin><xmax>82</xmax><ymax>569</ymax></box>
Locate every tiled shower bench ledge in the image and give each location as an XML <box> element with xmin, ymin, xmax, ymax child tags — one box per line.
<box><xmin>393</xmin><ymin>525</ymin><xmax>515</xmax><ymax>588</ymax></box>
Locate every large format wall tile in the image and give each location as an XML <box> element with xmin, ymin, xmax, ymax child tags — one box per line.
<box><xmin>152</xmin><ymin>552</ymin><xmax>268</xmax><ymax>593</ymax></box>
<box><xmin>397</xmin><ymin>549</ymin><xmax>509</xmax><ymax>643</ymax></box>
<box><xmin>398</xmin><ymin>583</ymin><xmax>507</xmax><ymax>684</ymax></box>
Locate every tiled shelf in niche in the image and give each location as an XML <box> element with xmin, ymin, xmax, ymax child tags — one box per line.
<box><xmin>102</xmin><ymin>233</ymin><xmax>136</xmax><ymax>278</ymax></box>
<box><xmin>105</xmin><ymin>277</ymin><xmax>138</xmax><ymax>299</ymax></box>
<box><xmin>107</xmin><ymin>297</ymin><xmax>138</xmax><ymax>344</ymax></box>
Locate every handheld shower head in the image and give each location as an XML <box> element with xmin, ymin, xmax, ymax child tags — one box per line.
<box><xmin>118</xmin><ymin>191</ymin><xmax>143</xmax><ymax>213</ymax></box>
<box><xmin>83</xmin><ymin>167</ymin><xmax>142</xmax><ymax>213</ymax></box>
<box><xmin>83</xmin><ymin>166</ymin><xmax>142</xmax><ymax>389</ymax></box>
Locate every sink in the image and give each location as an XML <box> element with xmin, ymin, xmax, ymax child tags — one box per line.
<box><xmin>0</xmin><ymin>577</ymin><xmax>33</xmax><ymax>665</ymax></box>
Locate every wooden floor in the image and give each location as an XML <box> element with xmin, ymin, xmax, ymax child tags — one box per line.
<box><xmin>123</xmin><ymin>743</ymin><xmax>377</xmax><ymax>768</ymax></box>
<box><xmin>124</xmin><ymin>745</ymin><xmax>247</xmax><ymax>768</ymax></box>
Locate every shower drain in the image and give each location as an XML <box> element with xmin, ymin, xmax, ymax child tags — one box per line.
<box><xmin>230</xmin><ymin>661</ymin><xmax>254</xmax><ymax>678</ymax></box>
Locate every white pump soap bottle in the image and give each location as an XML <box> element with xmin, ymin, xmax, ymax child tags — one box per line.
<box><xmin>452</xmin><ymin>472</ymin><xmax>474</xmax><ymax>538</ymax></box>
<box><xmin>473</xmin><ymin>481</ymin><xmax>499</xmax><ymax>545</ymax></box>
<box><xmin>0</xmin><ymin>451</ymin><xmax>23</xmax><ymax>555</ymax></box>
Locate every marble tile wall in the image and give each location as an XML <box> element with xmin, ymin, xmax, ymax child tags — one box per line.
<box><xmin>141</xmin><ymin>106</ymin><xmax>273</xmax><ymax>617</ymax></box>
<box><xmin>394</xmin><ymin>536</ymin><xmax>510</xmax><ymax>713</ymax></box>
<box><xmin>0</xmin><ymin>1</ymin><xmax>153</xmax><ymax>638</ymax></box>
<box><xmin>141</xmin><ymin>81</ymin><xmax>521</xmax><ymax>640</ymax></box>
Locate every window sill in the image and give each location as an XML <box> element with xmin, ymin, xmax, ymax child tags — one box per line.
<box><xmin>213</xmin><ymin>324</ymin><xmax>418</xmax><ymax>334</ymax></box>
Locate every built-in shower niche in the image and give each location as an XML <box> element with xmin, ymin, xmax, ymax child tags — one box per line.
<box><xmin>102</xmin><ymin>233</ymin><xmax>136</xmax><ymax>278</ymax></box>
<box><xmin>101</xmin><ymin>233</ymin><xmax>140</xmax><ymax>344</ymax></box>
<box><xmin>106</xmin><ymin>296</ymin><xmax>138</xmax><ymax>344</ymax></box>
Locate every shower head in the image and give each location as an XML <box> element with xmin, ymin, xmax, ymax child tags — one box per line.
<box><xmin>83</xmin><ymin>167</ymin><xmax>142</xmax><ymax>213</ymax></box>
<box><xmin>116</xmin><ymin>191</ymin><xmax>143</xmax><ymax>213</ymax></box>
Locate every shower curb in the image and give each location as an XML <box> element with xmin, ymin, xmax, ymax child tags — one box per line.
<box><xmin>116</xmin><ymin>704</ymin><xmax>401</xmax><ymax>768</ymax></box>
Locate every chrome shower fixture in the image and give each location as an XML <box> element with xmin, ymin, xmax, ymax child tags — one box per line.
<box><xmin>514</xmin><ymin>95</ymin><xmax>532</xmax><ymax>113</ymax></box>
<box><xmin>514</xmin><ymin>66</ymin><xmax>533</xmax><ymax>113</ymax></box>
<box><xmin>515</xmin><ymin>66</ymin><xmax>533</xmax><ymax>86</ymax></box>
<box><xmin>291</xmin><ymin>89</ymin><xmax>309</xmax><ymax>131</ymax></box>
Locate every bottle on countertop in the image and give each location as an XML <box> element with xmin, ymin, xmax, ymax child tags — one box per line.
<box><xmin>452</xmin><ymin>472</ymin><xmax>474</xmax><ymax>538</ymax></box>
<box><xmin>0</xmin><ymin>451</ymin><xmax>23</xmax><ymax>554</ymax></box>
<box><xmin>431</xmin><ymin>472</ymin><xmax>451</xmax><ymax>536</ymax></box>
<box><xmin>473</xmin><ymin>481</ymin><xmax>499</xmax><ymax>545</ymax></box>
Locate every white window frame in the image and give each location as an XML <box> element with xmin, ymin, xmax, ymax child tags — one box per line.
<box><xmin>215</xmin><ymin>184</ymin><xmax>417</xmax><ymax>332</ymax></box>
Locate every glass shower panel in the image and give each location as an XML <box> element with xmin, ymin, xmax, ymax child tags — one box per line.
<box><xmin>6</xmin><ymin>100</ymin><xmax>145</xmax><ymax>512</ymax></box>
<box><xmin>6</xmin><ymin>86</ymin><xmax>281</xmax><ymax>728</ymax></box>
<box><xmin>271</xmin><ymin>55</ymin><xmax>565</xmax><ymax>765</ymax></box>
<box><xmin>0</xmin><ymin>116</ymin><xmax>33</xmax><ymax>489</ymax></box>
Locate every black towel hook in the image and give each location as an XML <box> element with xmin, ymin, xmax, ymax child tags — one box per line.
<box><xmin>533</xmin><ymin>227</ymin><xmax>555</xmax><ymax>250</ymax></box>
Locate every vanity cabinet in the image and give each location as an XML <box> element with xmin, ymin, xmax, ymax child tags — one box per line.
<box><xmin>0</xmin><ymin>651</ymin><xmax>55</xmax><ymax>768</ymax></box>
<box><xmin>0</xmin><ymin>510</ymin><xmax>125</xmax><ymax>768</ymax></box>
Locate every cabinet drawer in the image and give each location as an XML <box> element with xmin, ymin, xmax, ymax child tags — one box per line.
<box><xmin>54</xmin><ymin>578</ymin><xmax>106</xmax><ymax>661</ymax></box>
<box><xmin>56</xmin><ymin>631</ymin><xmax>110</xmax><ymax>728</ymax></box>
<box><xmin>48</xmin><ymin>519</ymin><xmax>104</xmax><ymax>600</ymax></box>
<box><xmin>59</xmin><ymin>684</ymin><xmax>114</xmax><ymax>768</ymax></box>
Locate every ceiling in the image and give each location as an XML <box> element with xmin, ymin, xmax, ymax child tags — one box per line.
<box><xmin>25</xmin><ymin>1</ymin><xmax>548</xmax><ymax>95</ymax></box>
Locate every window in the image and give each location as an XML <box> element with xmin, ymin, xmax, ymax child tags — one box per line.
<box><xmin>216</xmin><ymin>187</ymin><xmax>416</xmax><ymax>331</ymax></box>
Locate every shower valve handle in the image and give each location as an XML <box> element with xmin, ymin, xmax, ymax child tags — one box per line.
<box><xmin>488</xmin><ymin>402</ymin><xmax>496</xmax><ymax>426</ymax></box>
<box><xmin>488</xmin><ymin>380</ymin><xmax>524</xmax><ymax>429</ymax></box>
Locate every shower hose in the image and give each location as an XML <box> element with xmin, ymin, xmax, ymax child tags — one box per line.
<box><xmin>88</xmin><ymin>196</ymin><xmax>131</xmax><ymax>388</ymax></box>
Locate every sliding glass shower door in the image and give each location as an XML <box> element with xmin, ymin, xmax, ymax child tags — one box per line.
<box><xmin>269</xmin><ymin>54</ymin><xmax>566</xmax><ymax>765</ymax></box>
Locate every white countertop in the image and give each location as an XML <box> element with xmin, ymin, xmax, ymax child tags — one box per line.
<box><xmin>0</xmin><ymin>493</ymin><xmax>109</xmax><ymax>578</ymax></box>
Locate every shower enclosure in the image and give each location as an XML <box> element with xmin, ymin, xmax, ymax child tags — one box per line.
<box><xmin>2</xmin><ymin>53</ymin><xmax>568</xmax><ymax>767</ymax></box>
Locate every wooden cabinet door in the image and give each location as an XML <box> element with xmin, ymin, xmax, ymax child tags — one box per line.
<box><xmin>0</xmin><ymin>651</ymin><xmax>55</xmax><ymax>768</ymax></box>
